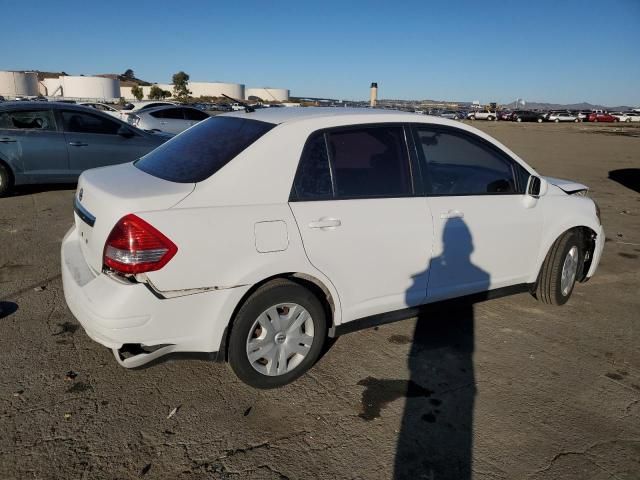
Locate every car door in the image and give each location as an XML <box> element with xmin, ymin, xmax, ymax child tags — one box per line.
<box><xmin>0</xmin><ymin>108</ymin><xmax>70</xmax><ymax>182</ymax></box>
<box><xmin>60</xmin><ymin>109</ymin><xmax>156</xmax><ymax>175</ymax></box>
<box><xmin>289</xmin><ymin>125</ymin><xmax>434</xmax><ymax>323</ymax></box>
<box><xmin>412</xmin><ymin>125</ymin><xmax>544</xmax><ymax>302</ymax></box>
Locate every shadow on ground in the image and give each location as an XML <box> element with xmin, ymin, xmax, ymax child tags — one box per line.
<box><xmin>0</xmin><ymin>301</ymin><xmax>18</xmax><ymax>319</ymax></box>
<box><xmin>609</xmin><ymin>168</ymin><xmax>640</xmax><ymax>193</ymax></box>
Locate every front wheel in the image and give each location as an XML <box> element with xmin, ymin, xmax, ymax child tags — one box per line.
<box><xmin>0</xmin><ymin>163</ymin><xmax>13</xmax><ymax>197</ymax></box>
<box><xmin>228</xmin><ymin>279</ymin><xmax>327</xmax><ymax>388</ymax></box>
<box><xmin>535</xmin><ymin>231</ymin><xmax>583</xmax><ymax>305</ymax></box>
<box><xmin>554</xmin><ymin>118</ymin><xmax>560</xmax><ymax>123</ymax></box>
<box><xmin>516</xmin><ymin>117</ymin><xmax>522</xmax><ymax>123</ymax></box>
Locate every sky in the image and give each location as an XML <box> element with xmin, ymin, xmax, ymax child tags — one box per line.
<box><xmin>2</xmin><ymin>0</ymin><xmax>639</xmax><ymax>106</ymax></box>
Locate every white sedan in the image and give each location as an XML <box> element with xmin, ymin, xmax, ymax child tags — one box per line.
<box><xmin>126</xmin><ymin>105</ymin><xmax>210</xmax><ymax>134</ymax></box>
<box><xmin>548</xmin><ymin>112</ymin><xmax>579</xmax><ymax>122</ymax></box>
<box><xmin>612</xmin><ymin>112</ymin><xmax>640</xmax><ymax>123</ymax></box>
<box><xmin>61</xmin><ymin>108</ymin><xmax>604</xmax><ymax>388</ymax></box>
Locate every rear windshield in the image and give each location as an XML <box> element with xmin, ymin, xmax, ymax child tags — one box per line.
<box><xmin>135</xmin><ymin>116</ymin><xmax>275</xmax><ymax>183</ymax></box>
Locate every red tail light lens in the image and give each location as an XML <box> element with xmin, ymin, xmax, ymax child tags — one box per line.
<box><xmin>103</xmin><ymin>214</ymin><xmax>177</xmax><ymax>274</ymax></box>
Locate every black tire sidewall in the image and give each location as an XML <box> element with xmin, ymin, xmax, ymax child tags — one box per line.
<box><xmin>0</xmin><ymin>164</ymin><xmax>11</xmax><ymax>197</ymax></box>
<box><xmin>553</xmin><ymin>233</ymin><xmax>582</xmax><ymax>305</ymax></box>
<box><xmin>228</xmin><ymin>282</ymin><xmax>327</xmax><ymax>389</ymax></box>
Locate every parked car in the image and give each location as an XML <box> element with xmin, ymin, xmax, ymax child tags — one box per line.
<box><xmin>80</xmin><ymin>102</ymin><xmax>122</xmax><ymax>119</ymax></box>
<box><xmin>587</xmin><ymin>112</ymin><xmax>618</xmax><ymax>123</ymax></box>
<box><xmin>119</xmin><ymin>101</ymin><xmax>180</xmax><ymax>121</ymax></box>
<box><xmin>127</xmin><ymin>105</ymin><xmax>210</xmax><ymax>134</ymax></box>
<box><xmin>467</xmin><ymin>110</ymin><xmax>497</xmax><ymax>121</ymax></box>
<box><xmin>61</xmin><ymin>108</ymin><xmax>604</xmax><ymax>388</ymax></box>
<box><xmin>0</xmin><ymin>102</ymin><xmax>169</xmax><ymax>196</ymax></box>
<box><xmin>437</xmin><ymin>110</ymin><xmax>462</xmax><ymax>120</ymax></box>
<box><xmin>611</xmin><ymin>112</ymin><xmax>640</xmax><ymax>123</ymax></box>
<box><xmin>499</xmin><ymin>110</ymin><xmax>514</xmax><ymax>121</ymax></box>
<box><xmin>548</xmin><ymin>112</ymin><xmax>579</xmax><ymax>123</ymax></box>
<box><xmin>511</xmin><ymin>110</ymin><xmax>544</xmax><ymax>123</ymax></box>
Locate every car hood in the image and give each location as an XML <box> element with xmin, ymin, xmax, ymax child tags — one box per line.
<box><xmin>543</xmin><ymin>176</ymin><xmax>588</xmax><ymax>193</ymax></box>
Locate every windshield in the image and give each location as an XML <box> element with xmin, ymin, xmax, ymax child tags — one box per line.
<box><xmin>135</xmin><ymin>116</ymin><xmax>275</xmax><ymax>183</ymax></box>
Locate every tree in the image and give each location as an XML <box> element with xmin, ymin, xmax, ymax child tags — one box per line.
<box><xmin>131</xmin><ymin>85</ymin><xmax>144</xmax><ymax>101</ymax></box>
<box><xmin>148</xmin><ymin>85</ymin><xmax>164</xmax><ymax>100</ymax></box>
<box><xmin>161</xmin><ymin>89</ymin><xmax>172</xmax><ymax>99</ymax></box>
<box><xmin>122</xmin><ymin>69</ymin><xmax>135</xmax><ymax>80</ymax></box>
<box><xmin>172</xmin><ymin>71</ymin><xmax>191</xmax><ymax>99</ymax></box>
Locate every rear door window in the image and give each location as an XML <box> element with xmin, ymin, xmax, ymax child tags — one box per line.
<box><xmin>62</xmin><ymin>110</ymin><xmax>120</xmax><ymax>135</ymax></box>
<box><xmin>183</xmin><ymin>108</ymin><xmax>209</xmax><ymax>121</ymax></box>
<box><xmin>150</xmin><ymin>108</ymin><xmax>184</xmax><ymax>119</ymax></box>
<box><xmin>327</xmin><ymin>126</ymin><xmax>412</xmax><ymax>198</ymax></box>
<box><xmin>0</xmin><ymin>110</ymin><xmax>56</xmax><ymax>130</ymax></box>
<box><xmin>135</xmin><ymin>117</ymin><xmax>275</xmax><ymax>183</ymax></box>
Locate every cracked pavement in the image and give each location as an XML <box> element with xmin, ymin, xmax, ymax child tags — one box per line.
<box><xmin>1</xmin><ymin>122</ymin><xmax>639</xmax><ymax>479</ymax></box>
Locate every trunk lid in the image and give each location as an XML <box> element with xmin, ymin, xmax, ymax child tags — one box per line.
<box><xmin>74</xmin><ymin>162</ymin><xmax>194</xmax><ymax>273</ymax></box>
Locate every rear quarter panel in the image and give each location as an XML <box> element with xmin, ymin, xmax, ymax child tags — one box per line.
<box><xmin>139</xmin><ymin>204</ymin><xmax>343</xmax><ymax>324</ymax></box>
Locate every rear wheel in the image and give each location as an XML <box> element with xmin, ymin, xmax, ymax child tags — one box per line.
<box><xmin>554</xmin><ymin>118</ymin><xmax>560</xmax><ymax>123</ymax></box>
<box><xmin>0</xmin><ymin>163</ymin><xmax>13</xmax><ymax>197</ymax></box>
<box><xmin>535</xmin><ymin>231</ymin><xmax>583</xmax><ymax>305</ymax></box>
<box><xmin>516</xmin><ymin>117</ymin><xmax>522</xmax><ymax>123</ymax></box>
<box><xmin>228</xmin><ymin>279</ymin><xmax>327</xmax><ymax>388</ymax></box>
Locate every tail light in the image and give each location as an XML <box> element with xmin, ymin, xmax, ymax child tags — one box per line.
<box><xmin>103</xmin><ymin>214</ymin><xmax>177</xmax><ymax>275</ymax></box>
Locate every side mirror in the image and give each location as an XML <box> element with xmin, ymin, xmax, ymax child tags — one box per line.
<box><xmin>527</xmin><ymin>175</ymin><xmax>541</xmax><ymax>197</ymax></box>
<box><xmin>118</xmin><ymin>126</ymin><xmax>135</xmax><ymax>138</ymax></box>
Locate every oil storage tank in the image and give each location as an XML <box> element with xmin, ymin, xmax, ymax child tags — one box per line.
<box><xmin>0</xmin><ymin>71</ymin><xmax>39</xmax><ymax>98</ymax></box>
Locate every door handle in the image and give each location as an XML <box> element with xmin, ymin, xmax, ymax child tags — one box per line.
<box><xmin>440</xmin><ymin>210</ymin><xmax>464</xmax><ymax>219</ymax></box>
<box><xmin>0</xmin><ymin>138</ymin><xmax>16</xmax><ymax>143</ymax></box>
<box><xmin>309</xmin><ymin>218</ymin><xmax>341</xmax><ymax>229</ymax></box>
<box><xmin>69</xmin><ymin>142</ymin><xmax>88</xmax><ymax>147</ymax></box>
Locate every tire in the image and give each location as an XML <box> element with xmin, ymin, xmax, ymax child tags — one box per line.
<box><xmin>554</xmin><ymin>118</ymin><xmax>560</xmax><ymax>123</ymax></box>
<box><xmin>516</xmin><ymin>117</ymin><xmax>522</xmax><ymax>123</ymax></box>
<box><xmin>626</xmin><ymin>118</ymin><xmax>631</xmax><ymax>123</ymax></box>
<box><xmin>0</xmin><ymin>163</ymin><xmax>13</xmax><ymax>197</ymax></box>
<box><xmin>487</xmin><ymin>116</ymin><xmax>494</xmax><ymax>121</ymax></box>
<box><xmin>574</xmin><ymin>119</ymin><xmax>579</xmax><ymax>122</ymax></box>
<box><xmin>614</xmin><ymin>118</ymin><xmax>619</xmax><ymax>123</ymax></box>
<box><xmin>227</xmin><ymin>279</ymin><xmax>327</xmax><ymax>388</ymax></box>
<box><xmin>593</xmin><ymin>118</ymin><xmax>598</xmax><ymax>123</ymax></box>
<box><xmin>469</xmin><ymin>116</ymin><xmax>475</xmax><ymax>121</ymax></box>
<box><xmin>535</xmin><ymin>231</ymin><xmax>583</xmax><ymax>305</ymax></box>
<box><xmin>537</xmin><ymin>118</ymin><xmax>542</xmax><ymax>123</ymax></box>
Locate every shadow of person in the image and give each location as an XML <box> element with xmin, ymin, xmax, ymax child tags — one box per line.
<box><xmin>393</xmin><ymin>217</ymin><xmax>490</xmax><ymax>480</ymax></box>
<box><xmin>0</xmin><ymin>301</ymin><xmax>19</xmax><ymax>320</ymax></box>
<box><xmin>608</xmin><ymin>168</ymin><xmax>640</xmax><ymax>194</ymax></box>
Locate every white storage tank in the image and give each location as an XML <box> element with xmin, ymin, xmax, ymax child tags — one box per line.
<box><xmin>55</xmin><ymin>76</ymin><xmax>121</xmax><ymax>100</ymax></box>
<box><xmin>245</xmin><ymin>87</ymin><xmax>289</xmax><ymax>102</ymax></box>
<box><xmin>188</xmin><ymin>82</ymin><xmax>245</xmax><ymax>99</ymax></box>
<box><xmin>0</xmin><ymin>71</ymin><xmax>39</xmax><ymax>97</ymax></box>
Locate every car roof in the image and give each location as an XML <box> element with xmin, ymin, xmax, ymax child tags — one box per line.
<box><xmin>222</xmin><ymin>107</ymin><xmax>444</xmax><ymax>125</ymax></box>
<box><xmin>0</xmin><ymin>101</ymin><xmax>107</xmax><ymax>112</ymax></box>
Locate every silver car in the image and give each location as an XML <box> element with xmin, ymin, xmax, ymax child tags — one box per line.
<box><xmin>127</xmin><ymin>105</ymin><xmax>210</xmax><ymax>134</ymax></box>
<box><xmin>0</xmin><ymin>102</ymin><xmax>169</xmax><ymax>196</ymax></box>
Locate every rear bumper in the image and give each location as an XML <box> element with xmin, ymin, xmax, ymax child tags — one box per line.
<box><xmin>61</xmin><ymin>226</ymin><xmax>249</xmax><ymax>364</ymax></box>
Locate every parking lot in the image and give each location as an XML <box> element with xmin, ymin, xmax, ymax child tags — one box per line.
<box><xmin>1</xmin><ymin>121</ymin><xmax>639</xmax><ymax>479</ymax></box>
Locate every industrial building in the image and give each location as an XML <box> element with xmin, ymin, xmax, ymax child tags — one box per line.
<box><xmin>120</xmin><ymin>81</ymin><xmax>247</xmax><ymax>101</ymax></box>
<box><xmin>0</xmin><ymin>70</ymin><xmax>289</xmax><ymax>103</ymax></box>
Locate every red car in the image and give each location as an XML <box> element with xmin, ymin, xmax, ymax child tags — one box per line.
<box><xmin>588</xmin><ymin>112</ymin><xmax>618</xmax><ymax>123</ymax></box>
